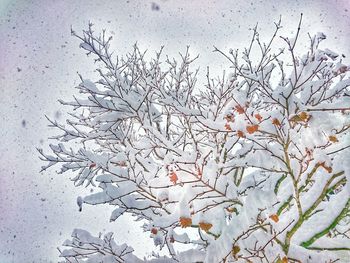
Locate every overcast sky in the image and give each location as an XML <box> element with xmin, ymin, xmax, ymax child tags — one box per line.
<box><xmin>1</xmin><ymin>0</ymin><xmax>350</xmax><ymax>262</ymax></box>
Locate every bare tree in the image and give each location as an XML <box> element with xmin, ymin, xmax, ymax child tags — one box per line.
<box><xmin>40</xmin><ymin>15</ymin><xmax>350</xmax><ymax>262</ymax></box>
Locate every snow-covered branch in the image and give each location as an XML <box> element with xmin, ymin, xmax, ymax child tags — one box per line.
<box><xmin>40</xmin><ymin>16</ymin><xmax>350</xmax><ymax>262</ymax></box>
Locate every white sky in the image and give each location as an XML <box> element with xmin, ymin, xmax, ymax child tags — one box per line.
<box><xmin>0</xmin><ymin>0</ymin><xmax>350</xmax><ymax>262</ymax></box>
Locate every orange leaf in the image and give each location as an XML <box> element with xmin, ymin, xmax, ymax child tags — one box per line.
<box><xmin>318</xmin><ymin>162</ymin><xmax>333</xmax><ymax>173</ymax></box>
<box><xmin>179</xmin><ymin>217</ymin><xmax>192</xmax><ymax>228</ymax></box>
<box><xmin>232</xmin><ymin>245</ymin><xmax>241</xmax><ymax>256</ymax></box>
<box><xmin>225</xmin><ymin>123</ymin><xmax>232</xmax><ymax>131</ymax></box>
<box><xmin>235</xmin><ymin>105</ymin><xmax>245</xmax><ymax>114</ymax></box>
<box><xmin>151</xmin><ymin>228</ymin><xmax>158</xmax><ymax>235</ymax></box>
<box><xmin>298</xmin><ymin>111</ymin><xmax>309</xmax><ymax>121</ymax></box>
<box><xmin>272</xmin><ymin>118</ymin><xmax>281</xmax><ymax>126</ymax></box>
<box><xmin>224</xmin><ymin>114</ymin><xmax>235</xmax><ymax>122</ymax></box>
<box><xmin>169</xmin><ymin>171</ymin><xmax>178</xmax><ymax>184</ymax></box>
<box><xmin>237</xmin><ymin>130</ymin><xmax>245</xmax><ymax>138</ymax></box>
<box><xmin>226</xmin><ymin>207</ymin><xmax>237</xmax><ymax>213</ymax></box>
<box><xmin>246</xmin><ymin>124</ymin><xmax>259</xmax><ymax>134</ymax></box>
<box><xmin>269</xmin><ymin>214</ymin><xmax>279</xmax><ymax>223</ymax></box>
<box><xmin>290</xmin><ymin>112</ymin><xmax>310</xmax><ymax>123</ymax></box>
<box><xmin>282</xmin><ymin>256</ymin><xmax>289</xmax><ymax>263</ymax></box>
<box><xmin>329</xmin><ymin>135</ymin><xmax>338</xmax><ymax>143</ymax></box>
<box><xmin>199</xmin><ymin>222</ymin><xmax>213</xmax><ymax>232</ymax></box>
<box><xmin>254</xmin><ymin>113</ymin><xmax>262</xmax><ymax>122</ymax></box>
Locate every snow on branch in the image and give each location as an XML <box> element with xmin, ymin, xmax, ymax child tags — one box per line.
<box><xmin>41</xmin><ymin>15</ymin><xmax>350</xmax><ymax>262</ymax></box>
